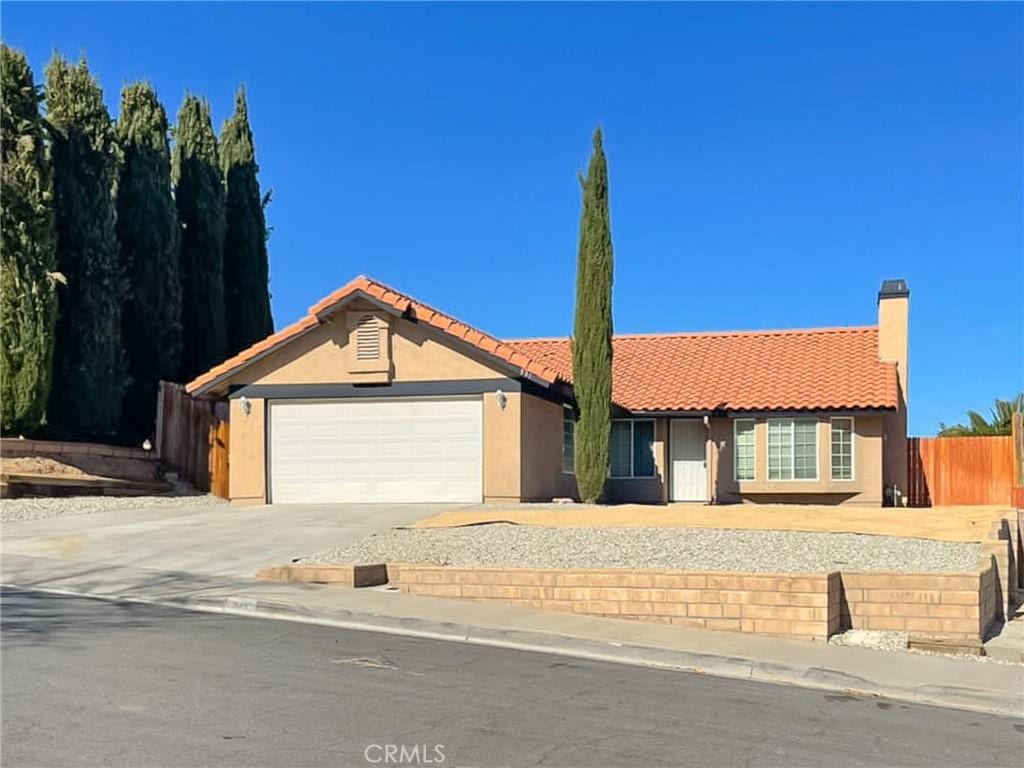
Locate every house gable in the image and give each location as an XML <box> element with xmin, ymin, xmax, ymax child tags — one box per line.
<box><xmin>187</xmin><ymin>276</ymin><xmax>563</xmax><ymax>396</ymax></box>
<box><xmin>233</xmin><ymin>306</ymin><xmax>509</xmax><ymax>388</ymax></box>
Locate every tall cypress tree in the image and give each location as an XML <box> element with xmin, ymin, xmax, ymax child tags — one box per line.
<box><xmin>572</xmin><ymin>127</ymin><xmax>614</xmax><ymax>503</ymax></box>
<box><xmin>45</xmin><ymin>54</ymin><xmax>126</xmax><ymax>439</ymax></box>
<box><xmin>173</xmin><ymin>95</ymin><xmax>227</xmax><ymax>380</ymax></box>
<box><xmin>0</xmin><ymin>45</ymin><xmax>58</xmax><ymax>434</ymax></box>
<box><xmin>220</xmin><ymin>87</ymin><xmax>273</xmax><ymax>354</ymax></box>
<box><xmin>116</xmin><ymin>82</ymin><xmax>181</xmax><ymax>440</ymax></box>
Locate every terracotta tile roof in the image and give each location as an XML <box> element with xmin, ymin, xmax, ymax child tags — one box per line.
<box><xmin>508</xmin><ymin>327</ymin><xmax>899</xmax><ymax>412</ymax></box>
<box><xmin>186</xmin><ymin>276</ymin><xmax>566</xmax><ymax>394</ymax></box>
<box><xmin>188</xmin><ymin>275</ymin><xmax>898</xmax><ymax>411</ymax></box>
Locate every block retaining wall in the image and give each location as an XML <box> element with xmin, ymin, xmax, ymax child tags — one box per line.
<box><xmin>388</xmin><ymin>565</ymin><xmax>842</xmax><ymax>640</ymax></box>
<box><xmin>388</xmin><ymin>563</ymin><xmax>999</xmax><ymax>642</ymax></box>
<box><xmin>840</xmin><ymin>569</ymin><xmax>998</xmax><ymax>640</ymax></box>
<box><xmin>0</xmin><ymin>437</ymin><xmax>154</xmax><ymax>461</ymax></box>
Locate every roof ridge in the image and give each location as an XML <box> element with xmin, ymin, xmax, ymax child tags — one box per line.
<box><xmin>507</xmin><ymin>325</ymin><xmax>879</xmax><ymax>344</ymax></box>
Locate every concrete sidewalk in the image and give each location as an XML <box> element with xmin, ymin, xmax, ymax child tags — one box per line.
<box><xmin>3</xmin><ymin>551</ymin><xmax>1021</xmax><ymax>718</ymax></box>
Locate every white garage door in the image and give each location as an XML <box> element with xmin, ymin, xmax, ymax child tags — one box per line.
<box><xmin>268</xmin><ymin>398</ymin><xmax>483</xmax><ymax>504</ymax></box>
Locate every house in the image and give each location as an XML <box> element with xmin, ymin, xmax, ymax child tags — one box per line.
<box><xmin>186</xmin><ymin>276</ymin><xmax>909</xmax><ymax>507</ymax></box>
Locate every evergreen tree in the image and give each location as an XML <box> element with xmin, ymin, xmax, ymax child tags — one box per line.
<box><xmin>572</xmin><ymin>127</ymin><xmax>614</xmax><ymax>503</ymax></box>
<box><xmin>220</xmin><ymin>87</ymin><xmax>273</xmax><ymax>353</ymax></box>
<box><xmin>0</xmin><ymin>45</ymin><xmax>58</xmax><ymax>434</ymax></box>
<box><xmin>173</xmin><ymin>94</ymin><xmax>227</xmax><ymax>379</ymax></box>
<box><xmin>116</xmin><ymin>82</ymin><xmax>181</xmax><ymax>440</ymax></box>
<box><xmin>44</xmin><ymin>54</ymin><xmax>126</xmax><ymax>439</ymax></box>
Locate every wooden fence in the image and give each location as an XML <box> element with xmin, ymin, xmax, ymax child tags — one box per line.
<box><xmin>1013</xmin><ymin>413</ymin><xmax>1024</xmax><ymax>509</ymax></box>
<box><xmin>156</xmin><ymin>381</ymin><xmax>230</xmax><ymax>498</ymax></box>
<box><xmin>907</xmin><ymin>435</ymin><xmax>1014</xmax><ymax>507</ymax></box>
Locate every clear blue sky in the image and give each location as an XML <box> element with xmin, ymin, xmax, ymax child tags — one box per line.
<box><xmin>4</xmin><ymin>2</ymin><xmax>1022</xmax><ymax>434</ymax></box>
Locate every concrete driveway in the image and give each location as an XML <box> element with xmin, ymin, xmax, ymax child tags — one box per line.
<box><xmin>1</xmin><ymin>502</ymin><xmax>456</xmax><ymax>579</ymax></box>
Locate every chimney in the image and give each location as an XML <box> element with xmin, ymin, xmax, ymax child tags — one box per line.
<box><xmin>877</xmin><ymin>279</ymin><xmax>910</xmax><ymax>406</ymax></box>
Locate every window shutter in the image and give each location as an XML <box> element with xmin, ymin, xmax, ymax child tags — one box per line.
<box><xmin>355</xmin><ymin>315</ymin><xmax>380</xmax><ymax>360</ymax></box>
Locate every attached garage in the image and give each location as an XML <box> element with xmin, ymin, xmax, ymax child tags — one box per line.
<box><xmin>184</xmin><ymin>276</ymin><xmax>575</xmax><ymax>506</ymax></box>
<box><xmin>268</xmin><ymin>398</ymin><xmax>483</xmax><ymax>504</ymax></box>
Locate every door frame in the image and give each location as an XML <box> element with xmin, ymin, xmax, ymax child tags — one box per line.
<box><xmin>669</xmin><ymin>418</ymin><xmax>710</xmax><ymax>503</ymax></box>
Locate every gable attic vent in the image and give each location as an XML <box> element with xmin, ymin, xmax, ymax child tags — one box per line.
<box><xmin>355</xmin><ymin>314</ymin><xmax>381</xmax><ymax>360</ymax></box>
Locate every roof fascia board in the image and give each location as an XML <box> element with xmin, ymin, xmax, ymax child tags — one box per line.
<box><xmin>230</xmin><ymin>378</ymin><xmax>521</xmax><ymax>400</ymax></box>
<box><xmin>188</xmin><ymin>322</ymin><xmax>322</xmax><ymax>397</ymax></box>
<box><xmin>410</xmin><ymin>319</ymin><xmax>554</xmax><ymax>389</ymax></box>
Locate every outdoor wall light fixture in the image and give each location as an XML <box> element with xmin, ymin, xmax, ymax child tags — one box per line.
<box><xmin>495</xmin><ymin>390</ymin><xmax>507</xmax><ymax>410</ymax></box>
<box><xmin>239</xmin><ymin>395</ymin><xmax>252</xmax><ymax>416</ymax></box>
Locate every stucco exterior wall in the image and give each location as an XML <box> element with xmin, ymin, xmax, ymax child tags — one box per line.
<box><xmin>520</xmin><ymin>394</ymin><xmax>577</xmax><ymax>501</ymax></box>
<box><xmin>709</xmin><ymin>414</ymin><xmax>884</xmax><ymax>505</ymax></box>
<box><xmin>483</xmin><ymin>390</ymin><xmax>522</xmax><ymax>503</ymax></box>
<box><xmin>229</xmin><ymin>396</ymin><xmax>266</xmax><ymax>506</ymax></box>
<box><xmin>878</xmin><ymin>291</ymin><xmax>909</xmax><ymax>501</ymax></box>
<box><xmin>882</xmin><ymin>407</ymin><xmax>908</xmax><ymax>505</ymax></box>
<box><xmin>234</xmin><ymin>310</ymin><xmax>506</xmax><ymax>388</ymax></box>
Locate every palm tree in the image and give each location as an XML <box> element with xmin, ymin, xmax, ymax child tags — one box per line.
<box><xmin>938</xmin><ymin>395</ymin><xmax>1023</xmax><ymax>436</ymax></box>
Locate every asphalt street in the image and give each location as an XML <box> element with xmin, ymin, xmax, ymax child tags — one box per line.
<box><xmin>2</xmin><ymin>588</ymin><xmax>1021</xmax><ymax>768</ymax></box>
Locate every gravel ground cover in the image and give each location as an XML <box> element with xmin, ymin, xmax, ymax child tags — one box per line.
<box><xmin>828</xmin><ymin>629</ymin><xmax>1021</xmax><ymax>666</ymax></box>
<box><xmin>1</xmin><ymin>491</ymin><xmax>226</xmax><ymax>524</ymax></box>
<box><xmin>302</xmin><ymin>524</ymin><xmax>981</xmax><ymax>573</ymax></box>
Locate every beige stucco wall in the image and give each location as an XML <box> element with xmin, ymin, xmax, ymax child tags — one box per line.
<box><xmin>229</xmin><ymin>396</ymin><xmax>266</xmax><ymax>506</ymax></box>
<box><xmin>878</xmin><ymin>292</ymin><xmax>909</xmax><ymax>501</ymax></box>
<box><xmin>515</xmin><ymin>405</ymin><xmax>671</xmax><ymax>504</ymax></box>
<box><xmin>483</xmin><ymin>390</ymin><xmax>522</xmax><ymax>502</ymax></box>
<box><xmin>520</xmin><ymin>394</ymin><xmax>577</xmax><ymax>501</ymax></box>
<box><xmin>709</xmin><ymin>414</ymin><xmax>884</xmax><ymax>505</ymax></box>
<box><xmin>233</xmin><ymin>307</ymin><xmax>506</xmax><ymax>389</ymax></box>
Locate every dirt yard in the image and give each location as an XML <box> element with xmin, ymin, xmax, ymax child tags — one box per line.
<box><xmin>412</xmin><ymin>503</ymin><xmax>1009</xmax><ymax>543</ymax></box>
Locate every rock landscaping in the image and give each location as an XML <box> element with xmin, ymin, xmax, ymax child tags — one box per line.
<box><xmin>303</xmin><ymin>524</ymin><xmax>981</xmax><ymax>573</ymax></box>
<box><xmin>1</xmin><ymin>491</ymin><xmax>226</xmax><ymax>524</ymax></box>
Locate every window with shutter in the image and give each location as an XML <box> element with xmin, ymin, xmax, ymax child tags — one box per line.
<box><xmin>355</xmin><ymin>315</ymin><xmax>380</xmax><ymax>360</ymax></box>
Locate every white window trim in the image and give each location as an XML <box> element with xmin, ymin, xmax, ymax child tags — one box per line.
<box><xmin>766</xmin><ymin>418</ymin><xmax>819</xmax><ymax>482</ymax></box>
<box><xmin>733</xmin><ymin>418</ymin><xmax>756</xmax><ymax>482</ymax></box>
<box><xmin>562</xmin><ymin>406</ymin><xmax>575</xmax><ymax>475</ymax></box>
<box><xmin>829</xmin><ymin>416</ymin><xmax>856</xmax><ymax>482</ymax></box>
<box><xmin>611</xmin><ymin>418</ymin><xmax>657</xmax><ymax>479</ymax></box>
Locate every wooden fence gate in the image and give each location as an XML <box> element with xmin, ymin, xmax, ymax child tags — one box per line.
<box><xmin>907</xmin><ymin>434</ymin><xmax>1014</xmax><ymax>507</ymax></box>
<box><xmin>156</xmin><ymin>381</ymin><xmax>230</xmax><ymax>498</ymax></box>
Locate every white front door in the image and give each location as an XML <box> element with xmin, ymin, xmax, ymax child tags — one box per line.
<box><xmin>268</xmin><ymin>398</ymin><xmax>483</xmax><ymax>504</ymax></box>
<box><xmin>670</xmin><ymin>420</ymin><xmax>707</xmax><ymax>502</ymax></box>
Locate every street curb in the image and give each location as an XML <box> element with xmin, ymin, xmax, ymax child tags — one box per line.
<box><xmin>6</xmin><ymin>582</ymin><xmax>1022</xmax><ymax>718</ymax></box>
